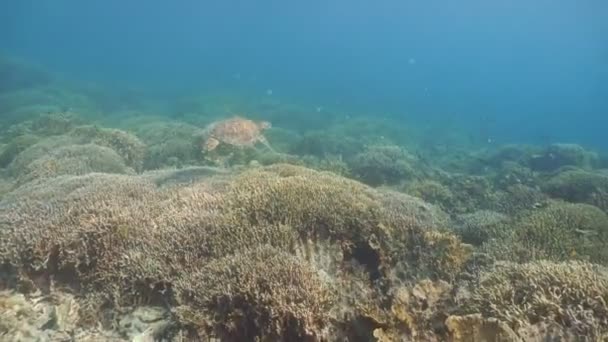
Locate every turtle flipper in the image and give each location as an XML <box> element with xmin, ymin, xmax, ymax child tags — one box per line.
<box><xmin>204</xmin><ymin>137</ymin><xmax>220</xmax><ymax>151</ymax></box>
<box><xmin>257</xmin><ymin>136</ymin><xmax>275</xmax><ymax>153</ymax></box>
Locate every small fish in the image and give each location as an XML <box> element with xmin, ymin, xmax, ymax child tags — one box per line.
<box><xmin>266</xmin><ymin>89</ymin><xmax>273</xmax><ymax>96</ymax></box>
<box><xmin>574</xmin><ymin>229</ymin><xmax>598</xmax><ymax>237</ymax></box>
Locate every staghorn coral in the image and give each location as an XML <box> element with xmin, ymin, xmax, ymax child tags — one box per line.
<box><xmin>491</xmin><ymin>160</ymin><xmax>539</xmax><ymax>189</ymax></box>
<box><xmin>489</xmin><ymin>184</ymin><xmax>549</xmax><ymax>215</ymax></box>
<box><xmin>290</xmin><ymin>117</ymin><xmax>406</xmax><ymax>159</ymax></box>
<box><xmin>349</xmin><ymin>145</ymin><xmax>417</xmax><ymax>186</ymax></box>
<box><xmin>0</xmin><ymin>134</ymin><xmax>40</xmax><ymax>167</ymax></box>
<box><xmin>404</xmin><ymin>179</ymin><xmax>455</xmax><ymax>213</ymax></box>
<box><xmin>174</xmin><ymin>245</ymin><xmax>335</xmax><ymax>341</ymax></box>
<box><xmin>7</xmin><ymin>135</ymin><xmax>79</xmax><ymax>177</ymax></box>
<box><xmin>125</xmin><ymin>120</ymin><xmax>201</xmax><ymax>169</ymax></box>
<box><xmin>484</xmin><ymin>144</ymin><xmax>540</xmax><ymax>168</ymax></box>
<box><xmin>16</xmin><ymin>143</ymin><xmax>133</xmax><ymax>184</ymax></box>
<box><xmin>459</xmin><ymin>261</ymin><xmax>608</xmax><ymax>340</ymax></box>
<box><xmin>0</xmin><ymin>164</ymin><xmax>471</xmax><ymax>340</ymax></box>
<box><xmin>528</xmin><ymin>143</ymin><xmax>599</xmax><ymax>172</ymax></box>
<box><xmin>453</xmin><ymin>210</ymin><xmax>510</xmax><ymax>246</ymax></box>
<box><xmin>405</xmin><ymin>174</ymin><xmax>498</xmax><ymax>215</ymax></box>
<box><xmin>542</xmin><ymin>169</ymin><xmax>608</xmax><ymax>212</ymax></box>
<box><xmin>482</xmin><ymin>201</ymin><xmax>608</xmax><ymax>264</ymax></box>
<box><xmin>442</xmin><ymin>174</ymin><xmax>497</xmax><ymax>214</ymax></box>
<box><xmin>222</xmin><ymin>164</ymin><xmax>463</xmax><ymax>281</ymax></box>
<box><xmin>70</xmin><ymin>125</ymin><xmax>146</xmax><ymax>171</ymax></box>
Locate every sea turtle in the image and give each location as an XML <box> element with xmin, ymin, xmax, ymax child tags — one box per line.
<box><xmin>200</xmin><ymin>116</ymin><xmax>273</xmax><ymax>152</ymax></box>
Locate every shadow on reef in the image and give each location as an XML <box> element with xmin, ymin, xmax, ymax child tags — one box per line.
<box><xmin>1</xmin><ymin>57</ymin><xmax>608</xmax><ymax>341</ymax></box>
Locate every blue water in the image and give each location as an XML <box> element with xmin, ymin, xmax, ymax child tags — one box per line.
<box><xmin>2</xmin><ymin>0</ymin><xmax>607</xmax><ymax>148</ymax></box>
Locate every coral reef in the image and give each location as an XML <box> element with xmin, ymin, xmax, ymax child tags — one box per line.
<box><xmin>453</xmin><ymin>210</ymin><xmax>510</xmax><ymax>246</ymax></box>
<box><xmin>174</xmin><ymin>246</ymin><xmax>334</xmax><ymax>341</ymax></box>
<box><xmin>0</xmin><ymin>164</ymin><xmax>470</xmax><ymax>340</ymax></box>
<box><xmin>16</xmin><ymin>143</ymin><xmax>133</xmax><ymax>184</ymax></box>
<box><xmin>406</xmin><ymin>174</ymin><xmax>497</xmax><ymax>215</ymax></box>
<box><xmin>0</xmin><ymin>290</ymin><xmax>173</xmax><ymax>341</ymax></box>
<box><xmin>458</xmin><ymin>261</ymin><xmax>608</xmax><ymax>340</ymax></box>
<box><xmin>528</xmin><ymin>143</ymin><xmax>599</xmax><ymax>171</ymax></box>
<box><xmin>128</xmin><ymin>120</ymin><xmax>201</xmax><ymax>169</ymax></box>
<box><xmin>70</xmin><ymin>125</ymin><xmax>146</xmax><ymax>171</ymax></box>
<box><xmin>349</xmin><ymin>145</ymin><xmax>416</xmax><ymax>186</ymax></box>
<box><xmin>542</xmin><ymin>169</ymin><xmax>608</xmax><ymax>212</ymax></box>
<box><xmin>2</xmin><ymin>57</ymin><xmax>608</xmax><ymax>340</ymax></box>
<box><xmin>482</xmin><ymin>201</ymin><xmax>608</xmax><ymax>264</ymax></box>
<box><xmin>0</xmin><ymin>134</ymin><xmax>40</xmax><ymax>168</ymax></box>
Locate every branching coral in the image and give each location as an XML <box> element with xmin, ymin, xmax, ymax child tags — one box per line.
<box><xmin>0</xmin><ymin>164</ymin><xmax>471</xmax><ymax>340</ymax></box>
<box><xmin>453</xmin><ymin>210</ymin><xmax>510</xmax><ymax>246</ymax></box>
<box><xmin>70</xmin><ymin>125</ymin><xmax>146</xmax><ymax>171</ymax></box>
<box><xmin>482</xmin><ymin>201</ymin><xmax>608</xmax><ymax>264</ymax></box>
<box><xmin>174</xmin><ymin>245</ymin><xmax>335</xmax><ymax>341</ymax></box>
<box><xmin>16</xmin><ymin>143</ymin><xmax>133</xmax><ymax>184</ymax></box>
<box><xmin>0</xmin><ymin>134</ymin><xmax>40</xmax><ymax>167</ymax></box>
<box><xmin>6</xmin><ymin>135</ymin><xmax>77</xmax><ymax>177</ymax></box>
<box><xmin>542</xmin><ymin>169</ymin><xmax>608</xmax><ymax>212</ymax></box>
<box><xmin>122</xmin><ymin>120</ymin><xmax>200</xmax><ymax>169</ymax></box>
<box><xmin>349</xmin><ymin>145</ymin><xmax>417</xmax><ymax>186</ymax></box>
<box><xmin>528</xmin><ymin>143</ymin><xmax>599</xmax><ymax>171</ymax></box>
<box><xmin>460</xmin><ymin>261</ymin><xmax>608</xmax><ymax>339</ymax></box>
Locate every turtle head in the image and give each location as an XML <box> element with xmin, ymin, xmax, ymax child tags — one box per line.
<box><xmin>258</xmin><ymin>121</ymin><xmax>272</xmax><ymax>130</ymax></box>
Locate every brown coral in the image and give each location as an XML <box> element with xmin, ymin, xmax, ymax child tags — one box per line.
<box><xmin>482</xmin><ymin>201</ymin><xmax>608</xmax><ymax>264</ymax></box>
<box><xmin>0</xmin><ymin>164</ymin><xmax>470</xmax><ymax>340</ymax></box>
<box><xmin>174</xmin><ymin>246</ymin><xmax>334</xmax><ymax>341</ymax></box>
<box><xmin>459</xmin><ymin>260</ymin><xmax>608</xmax><ymax>339</ymax></box>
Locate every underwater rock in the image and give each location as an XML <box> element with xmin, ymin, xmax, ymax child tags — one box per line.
<box><xmin>445</xmin><ymin>314</ymin><xmax>520</xmax><ymax>341</ymax></box>
<box><xmin>528</xmin><ymin>143</ymin><xmax>599</xmax><ymax>171</ymax></box>
<box><xmin>0</xmin><ymin>290</ymin><xmax>173</xmax><ymax>341</ymax></box>
<box><xmin>117</xmin><ymin>306</ymin><xmax>173</xmax><ymax>341</ymax></box>
<box><xmin>366</xmin><ymin>279</ymin><xmax>453</xmax><ymax>341</ymax></box>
